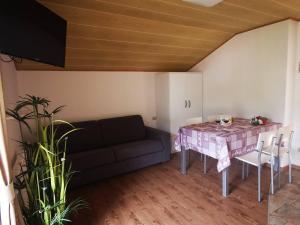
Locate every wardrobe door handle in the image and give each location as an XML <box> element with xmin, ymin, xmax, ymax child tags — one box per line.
<box><xmin>188</xmin><ymin>100</ymin><xmax>191</xmax><ymax>108</ymax></box>
<box><xmin>185</xmin><ymin>100</ymin><xmax>187</xmax><ymax>108</ymax></box>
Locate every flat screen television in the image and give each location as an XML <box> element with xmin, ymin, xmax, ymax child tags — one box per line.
<box><xmin>0</xmin><ymin>0</ymin><xmax>67</xmax><ymax>67</ymax></box>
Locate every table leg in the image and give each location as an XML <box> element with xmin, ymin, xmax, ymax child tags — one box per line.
<box><xmin>222</xmin><ymin>168</ymin><xmax>229</xmax><ymax>197</ymax></box>
<box><xmin>181</xmin><ymin>147</ymin><xmax>187</xmax><ymax>175</ymax></box>
<box><xmin>242</xmin><ymin>162</ymin><xmax>245</xmax><ymax>180</ymax></box>
<box><xmin>246</xmin><ymin>163</ymin><xmax>249</xmax><ymax>178</ymax></box>
<box><xmin>204</xmin><ymin>155</ymin><xmax>207</xmax><ymax>174</ymax></box>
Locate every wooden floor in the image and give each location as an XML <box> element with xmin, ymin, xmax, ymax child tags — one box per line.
<box><xmin>268</xmin><ymin>167</ymin><xmax>300</xmax><ymax>225</ymax></box>
<box><xmin>70</xmin><ymin>152</ymin><xmax>274</xmax><ymax>225</ymax></box>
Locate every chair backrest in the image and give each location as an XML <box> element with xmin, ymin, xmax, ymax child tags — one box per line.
<box><xmin>185</xmin><ymin>117</ymin><xmax>203</xmax><ymax>126</ymax></box>
<box><xmin>277</xmin><ymin>125</ymin><xmax>294</xmax><ymax>149</ymax></box>
<box><xmin>256</xmin><ymin>130</ymin><xmax>277</xmax><ymax>152</ymax></box>
<box><xmin>277</xmin><ymin>126</ymin><xmax>294</xmax><ymax>143</ymax></box>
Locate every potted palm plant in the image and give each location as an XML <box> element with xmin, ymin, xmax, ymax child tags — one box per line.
<box><xmin>7</xmin><ymin>95</ymin><xmax>86</xmax><ymax>225</ymax></box>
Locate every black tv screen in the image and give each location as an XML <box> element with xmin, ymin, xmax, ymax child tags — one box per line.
<box><xmin>0</xmin><ymin>0</ymin><xmax>67</xmax><ymax>67</ymax></box>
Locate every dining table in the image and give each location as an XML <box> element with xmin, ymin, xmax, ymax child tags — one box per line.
<box><xmin>174</xmin><ymin>118</ymin><xmax>281</xmax><ymax>197</ymax></box>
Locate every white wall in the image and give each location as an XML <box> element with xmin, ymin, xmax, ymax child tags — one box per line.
<box><xmin>284</xmin><ymin>21</ymin><xmax>297</xmax><ymax>126</ymax></box>
<box><xmin>291</xmin><ymin>23</ymin><xmax>300</xmax><ymax>165</ymax></box>
<box><xmin>0</xmin><ymin>55</ymin><xmax>21</xmax><ymax>168</ymax></box>
<box><xmin>17</xmin><ymin>71</ymin><xmax>157</xmax><ymax>127</ymax></box>
<box><xmin>191</xmin><ymin>20</ymin><xmax>292</xmax><ymax>122</ymax></box>
<box><xmin>190</xmin><ymin>20</ymin><xmax>300</xmax><ymax>165</ymax></box>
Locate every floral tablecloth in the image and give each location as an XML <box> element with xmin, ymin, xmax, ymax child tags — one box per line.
<box><xmin>174</xmin><ymin>118</ymin><xmax>281</xmax><ymax>172</ymax></box>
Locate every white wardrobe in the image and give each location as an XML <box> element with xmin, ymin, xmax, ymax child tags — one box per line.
<box><xmin>156</xmin><ymin>72</ymin><xmax>203</xmax><ymax>134</ymax></box>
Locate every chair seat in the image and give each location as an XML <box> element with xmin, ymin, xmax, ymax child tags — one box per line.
<box><xmin>235</xmin><ymin>151</ymin><xmax>270</xmax><ymax>167</ymax></box>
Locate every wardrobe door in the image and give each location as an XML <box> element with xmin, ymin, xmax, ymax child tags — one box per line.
<box><xmin>169</xmin><ymin>72</ymin><xmax>188</xmax><ymax>134</ymax></box>
<box><xmin>186</xmin><ymin>72</ymin><xmax>203</xmax><ymax>119</ymax></box>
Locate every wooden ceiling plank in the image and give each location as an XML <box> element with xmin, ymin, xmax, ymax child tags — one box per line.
<box><xmin>68</xmin><ymin>23</ymin><xmax>218</xmax><ymax>50</ymax></box>
<box><xmin>17</xmin><ymin>60</ymin><xmax>189</xmax><ymax>72</ymax></box>
<box><xmin>66</xmin><ymin>57</ymin><xmax>195</xmax><ymax>65</ymax></box>
<box><xmin>272</xmin><ymin>0</ymin><xmax>300</xmax><ymax>14</ymax></box>
<box><xmin>161</xmin><ymin>0</ymin><xmax>279</xmax><ymax>24</ymax></box>
<box><xmin>155</xmin><ymin>0</ymin><xmax>258</xmax><ymax>32</ymax></box>
<box><xmin>98</xmin><ymin>0</ymin><xmax>255</xmax><ymax>28</ymax></box>
<box><xmin>18</xmin><ymin>56</ymin><xmax>201</xmax><ymax>70</ymax></box>
<box><xmin>66</xmin><ymin>48</ymin><xmax>200</xmax><ymax>61</ymax></box>
<box><xmin>40</xmin><ymin>1</ymin><xmax>232</xmax><ymax>42</ymax></box>
<box><xmin>226</xmin><ymin>0</ymin><xmax>300</xmax><ymax>19</ymax></box>
<box><xmin>66</xmin><ymin>48</ymin><xmax>201</xmax><ymax>62</ymax></box>
<box><xmin>63</xmin><ymin>58</ymin><xmax>193</xmax><ymax>67</ymax></box>
<box><xmin>68</xmin><ymin>22</ymin><xmax>223</xmax><ymax>43</ymax></box>
<box><xmin>41</xmin><ymin>0</ymin><xmax>244</xmax><ymax>33</ymax></box>
<box><xmin>67</xmin><ymin>37</ymin><xmax>210</xmax><ymax>56</ymax></box>
<box><xmin>66</xmin><ymin>47</ymin><xmax>201</xmax><ymax>59</ymax></box>
<box><xmin>67</xmin><ymin>35</ymin><xmax>213</xmax><ymax>51</ymax></box>
<box><xmin>205</xmin><ymin>3</ymin><xmax>280</xmax><ymax>23</ymax></box>
<box><xmin>17</xmin><ymin>66</ymin><xmax>188</xmax><ymax>72</ymax></box>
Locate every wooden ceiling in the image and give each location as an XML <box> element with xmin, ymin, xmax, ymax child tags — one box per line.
<box><xmin>16</xmin><ymin>0</ymin><xmax>300</xmax><ymax>71</ymax></box>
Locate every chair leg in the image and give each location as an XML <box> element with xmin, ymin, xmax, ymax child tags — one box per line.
<box><xmin>258</xmin><ymin>165</ymin><xmax>262</xmax><ymax>202</ymax></box>
<box><xmin>242</xmin><ymin>162</ymin><xmax>245</xmax><ymax>180</ymax></box>
<box><xmin>288</xmin><ymin>151</ymin><xmax>292</xmax><ymax>184</ymax></box>
<box><xmin>200</xmin><ymin>153</ymin><xmax>203</xmax><ymax>161</ymax></box>
<box><xmin>278</xmin><ymin>155</ymin><xmax>281</xmax><ymax>189</ymax></box>
<box><xmin>270</xmin><ymin>159</ymin><xmax>274</xmax><ymax>195</ymax></box>
<box><xmin>204</xmin><ymin>155</ymin><xmax>207</xmax><ymax>174</ymax></box>
<box><xmin>289</xmin><ymin>163</ymin><xmax>292</xmax><ymax>184</ymax></box>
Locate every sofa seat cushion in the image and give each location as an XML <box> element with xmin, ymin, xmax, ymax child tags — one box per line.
<box><xmin>99</xmin><ymin>115</ymin><xmax>146</xmax><ymax>146</ymax></box>
<box><xmin>67</xmin><ymin>147</ymin><xmax>115</xmax><ymax>170</ymax></box>
<box><xmin>114</xmin><ymin>140</ymin><xmax>163</xmax><ymax>161</ymax></box>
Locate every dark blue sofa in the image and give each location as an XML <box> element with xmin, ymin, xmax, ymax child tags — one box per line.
<box><xmin>57</xmin><ymin>115</ymin><xmax>171</xmax><ymax>188</ymax></box>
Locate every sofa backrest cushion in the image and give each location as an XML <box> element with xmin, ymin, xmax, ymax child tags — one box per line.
<box><xmin>99</xmin><ymin>115</ymin><xmax>146</xmax><ymax>146</ymax></box>
<box><xmin>55</xmin><ymin>120</ymin><xmax>102</xmax><ymax>153</ymax></box>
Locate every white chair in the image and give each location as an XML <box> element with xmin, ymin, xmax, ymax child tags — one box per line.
<box><xmin>278</xmin><ymin>126</ymin><xmax>294</xmax><ymax>184</ymax></box>
<box><xmin>184</xmin><ymin>117</ymin><xmax>204</xmax><ymax>170</ymax></box>
<box><xmin>235</xmin><ymin>131</ymin><xmax>277</xmax><ymax>202</ymax></box>
<box><xmin>262</xmin><ymin>126</ymin><xmax>294</xmax><ymax>185</ymax></box>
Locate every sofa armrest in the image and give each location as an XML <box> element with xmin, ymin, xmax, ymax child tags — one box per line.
<box><xmin>145</xmin><ymin>126</ymin><xmax>171</xmax><ymax>162</ymax></box>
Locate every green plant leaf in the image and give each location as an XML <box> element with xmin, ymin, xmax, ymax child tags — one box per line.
<box><xmin>12</xmin><ymin>95</ymin><xmax>87</xmax><ymax>225</ymax></box>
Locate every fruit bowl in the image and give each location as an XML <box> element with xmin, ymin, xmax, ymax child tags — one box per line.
<box><xmin>250</xmin><ymin>116</ymin><xmax>268</xmax><ymax>126</ymax></box>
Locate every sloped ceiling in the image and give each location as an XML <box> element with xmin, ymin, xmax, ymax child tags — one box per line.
<box><xmin>16</xmin><ymin>0</ymin><xmax>300</xmax><ymax>71</ymax></box>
